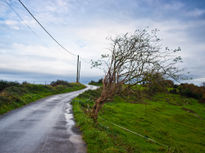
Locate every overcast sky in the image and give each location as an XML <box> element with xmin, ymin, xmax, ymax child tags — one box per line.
<box><xmin>0</xmin><ymin>0</ymin><xmax>205</xmax><ymax>84</ymax></box>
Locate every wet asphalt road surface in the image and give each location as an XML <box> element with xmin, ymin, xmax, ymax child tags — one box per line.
<box><xmin>0</xmin><ymin>85</ymin><xmax>97</xmax><ymax>153</ymax></box>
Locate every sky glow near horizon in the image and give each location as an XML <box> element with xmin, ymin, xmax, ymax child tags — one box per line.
<box><xmin>0</xmin><ymin>0</ymin><xmax>205</xmax><ymax>84</ymax></box>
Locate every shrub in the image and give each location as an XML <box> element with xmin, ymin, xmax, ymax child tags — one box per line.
<box><xmin>173</xmin><ymin>84</ymin><xmax>179</xmax><ymax>88</ymax></box>
<box><xmin>50</xmin><ymin>80</ymin><xmax>72</xmax><ymax>87</ymax></box>
<box><xmin>170</xmin><ymin>88</ymin><xmax>177</xmax><ymax>94</ymax></box>
<box><xmin>97</xmin><ymin>78</ymin><xmax>103</xmax><ymax>84</ymax></box>
<box><xmin>201</xmin><ymin>82</ymin><xmax>205</xmax><ymax>88</ymax></box>
<box><xmin>145</xmin><ymin>73</ymin><xmax>169</xmax><ymax>94</ymax></box>
<box><xmin>89</xmin><ymin>78</ymin><xmax>103</xmax><ymax>86</ymax></box>
<box><xmin>177</xmin><ymin>83</ymin><xmax>205</xmax><ymax>101</ymax></box>
<box><xmin>4</xmin><ymin>86</ymin><xmax>27</xmax><ymax>96</ymax></box>
<box><xmin>0</xmin><ymin>80</ymin><xmax>20</xmax><ymax>91</ymax></box>
<box><xmin>0</xmin><ymin>96</ymin><xmax>9</xmax><ymax>106</ymax></box>
<box><xmin>22</xmin><ymin>81</ymin><xmax>30</xmax><ymax>85</ymax></box>
<box><xmin>200</xmin><ymin>93</ymin><xmax>205</xmax><ymax>103</ymax></box>
<box><xmin>163</xmin><ymin>80</ymin><xmax>174</xmax><ymax>87</ymax></box>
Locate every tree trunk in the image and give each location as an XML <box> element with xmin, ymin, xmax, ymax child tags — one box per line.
<box><xmin>91</xmin><ymin>78</ymin><xmax>116</xmax><ymax>122</ymax></box>
<box><xmin>92</xmin><ymin>96</ymin><xmax>105</xmax><ymax>122</ymax></box>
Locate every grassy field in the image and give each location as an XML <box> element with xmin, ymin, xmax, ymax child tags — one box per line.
<box><xmin>0</xmin><ymin>81</ymin><xmax>85</xmax><ymax>114</ymax></box>
<box><xmin>72</xmin><ymin>88</ymin><xmax>205</xmax><ymax>153</ymax></box>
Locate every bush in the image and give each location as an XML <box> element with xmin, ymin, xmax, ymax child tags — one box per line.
<box><xmin>0</xmin><ymin>96</ymin><xmax>9</xmax><ymax>106</ymax></box>
<box><xmin>4</xmin><ymin>86</ymin><xmax>27</xmax><ymax>96</ymax></box>
<box><xmin>22</xmin><ymin>81</ymin><xmax>30</xmax><ymax>85</ymax></box>
<box><xmin>177</xmin><ymin>83</ymin><xmax>205</xmax><ymax>102</ymax></box>
<box><xmin>173</xmin><ymin>84</ymin><xmax>179</xmax><ymax>88</ymax></box>
<box><xmin>0</xmin><ymin>80</ymin><xmax>20</xmax><ymax>91</ymax></box>
<box><xmin>97</xmin><ymin>78</ymin><xmax>103</xmax><ymax>84</ymax></box>
<box><xmin>145</xmin><ymin>73</ymin><xmax>169</xmax><ymax>94</ymax></box>
<box><xmin>200</xmin><ymin>93</ymin><xmax>205</xmax><ymax>103</ymax></box>
<box><xmin>163</xmin><ymin>80</ymin><xmax>174</xmax><ymax>88</ymax></box>
<box><xmin>89</xmin><ymin>78</ymin><xmax>103</xmax><ymax>86</ymax></box>
<box><xmin>201</xmin><ymin>82</ymin><xmax>205</xmax><ymax>88</ymax></box>
<box><xmin>50</xmin><ymin>80</ymin><xmax>72</xmax><ymax>87</ymax></box>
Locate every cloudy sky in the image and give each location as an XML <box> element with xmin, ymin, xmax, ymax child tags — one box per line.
<box><xmin>0</xmin><ymin>0</ymin><xmax>205</xmax><ymax>84</ymax></box>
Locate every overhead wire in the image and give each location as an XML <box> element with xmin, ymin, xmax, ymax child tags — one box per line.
<box><xmin>4</xmin><ymin>0</ymin><xmax>38</xmax><ymax>37</ymax></box>
<box><xmin>17</xmin><ymin>0</ymin><xmax>77</xmax><ymax>57</ymax></box>
<box><xmin>4</xmin><ymin>0</ymin><xmax>51</xmax><ymax>48</ymax></box>
<box><xmin>6</xmin><ymin>0</ymin><xmax>92</xmax><ymax>64</ymax></box>
<box><xmin>4</xmin><ymin>0</ymin><xmax>70</xmax><ymax>61</ymax></box>
<box><xmin>4</xmin><ymin>0</ymin><xmax>92</xmax><ymax>80</ymax></box>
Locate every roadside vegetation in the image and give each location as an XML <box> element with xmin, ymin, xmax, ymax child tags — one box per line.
<box><xmin>72</xmin><ymin>83</ymin><xmax>205</xmax><ymax>153</ymax></box>
<box><xmin>170</xmin><ymin>83</ymin><xmax>205</xmax><ymax>103</ymax></box>
<box><xmin>88</xmin><ymin>79</ymin><xmax>103</xmax><ymax>86</ymax></box>
<box><xmin>0</xmin><ymin>80</ymin><xmax>85</xmax><ymax>114</ymax></box>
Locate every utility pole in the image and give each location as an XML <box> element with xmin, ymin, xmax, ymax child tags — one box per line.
<box><xmin>76</xmin><ymin>55</ymin><xmax>79</xmax><ymax>83</ymax></box>
<box><xmin>78</xmin><ymin>61</ymin><xmax>81</xmax><ymax>82</ymax></box>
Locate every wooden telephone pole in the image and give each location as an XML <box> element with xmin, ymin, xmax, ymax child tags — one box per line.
<box><xmin>76</xmin><ymin>55</ymin><xmax>80</xmax><ymax>83</ymax></box>
<box><xmin>78</xmin><ymin>61</ymin><xmax>81</xmax><ymax>82</ymax></box>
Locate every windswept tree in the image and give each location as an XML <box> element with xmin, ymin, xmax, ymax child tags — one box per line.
<box><xmin>91</xmin><ymin>29</ymin><xmax>183</xmax><ymax>121</ymax></box>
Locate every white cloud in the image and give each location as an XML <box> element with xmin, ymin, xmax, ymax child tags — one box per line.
<box><xmin>1</xmin><ymin>15</ymin><xmax>205</xmax><ymax>80</ymax></box>
<box><xmin>3</xmin><ymin>20</ymin><xmax>20</xmax><ymax>30</ymax></box>
<box><xmin>71</xmin><ymin>18</ymin><xmax>205</xmax><ymax>80</ymax></box>
<box><xmin>142</xmin><ymin>0</ymin><xmax>184</xmax><ymax>10</ymax></box>
<box><xmin>0</xmin><ymin>1</ymin><xmax>8</xmax><ymax>15</ymax></box>
<box><xmin>183</xmin><ymin>77</ymin><xmax>205</xmax><ymax>86</ymax></box>
<box><xmin>20</xmin><ymin>18</ymin><xmax>37</xmax><ymax>28</ymax></box>
<box><xmin>186</xmin><ymin>8</ymin><xmax>205</xmax><ymax>17</ymax></box>
<box><xmin>163</xmin><ymin>1</ymin><xmax>184</xmax><ymax>10</ymax></box>
<box><xmin>0</xmin><ymin>42</ymin><xmax>102</xmax><ymax>77</ymax></box>
<box><xmin>0</xmin><ymin>43</ymin><xmax>74</xmax><ymax>74</ymax></box>
<box><xmin>12</xmin><ymin>43</ymin><xmax>70</xmax><ymax>60</ymax></box>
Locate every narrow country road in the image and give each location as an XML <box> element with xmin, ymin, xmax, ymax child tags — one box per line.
<box><xmin>0</xmin><ymin>85</ymin><xmax>97</xmax><ymax>153</ymax></box>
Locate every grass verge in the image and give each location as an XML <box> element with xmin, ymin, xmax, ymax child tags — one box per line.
<box><xmin>72</xmin><ymin>89</ymin><xmax>205</xmax><ymax>153</ymax></box>
<box><xmin>0</xmin><ymin>82</ymin><xmax>85</xmax><ymax>114</ymax></box>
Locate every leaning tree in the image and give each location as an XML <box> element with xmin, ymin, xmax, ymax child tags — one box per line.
<box><xmin>91</xmin><ymin>29</ymin><xmax>183</xmax><ymax>121</ymax></box>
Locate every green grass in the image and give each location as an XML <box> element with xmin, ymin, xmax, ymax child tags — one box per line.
<box><xmin>0</xmin><ymin>82</ymin><xmax>85</xmax><ymax>114</ymax></box>
<box><xmin>72</xmin><ymin>89</ymin><xmax>205</xmax><ymax>153</ymax></box>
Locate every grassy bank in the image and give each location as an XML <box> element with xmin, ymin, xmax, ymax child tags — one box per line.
<box><xmin>72</xmin><ymin>89</ymin><xmax>205</xmax><ymax>153</ymax></box>
<box><xmin>0</xmin><ymin>81</ymin><xmax>86</xmax><ymax>114</ymax></box>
